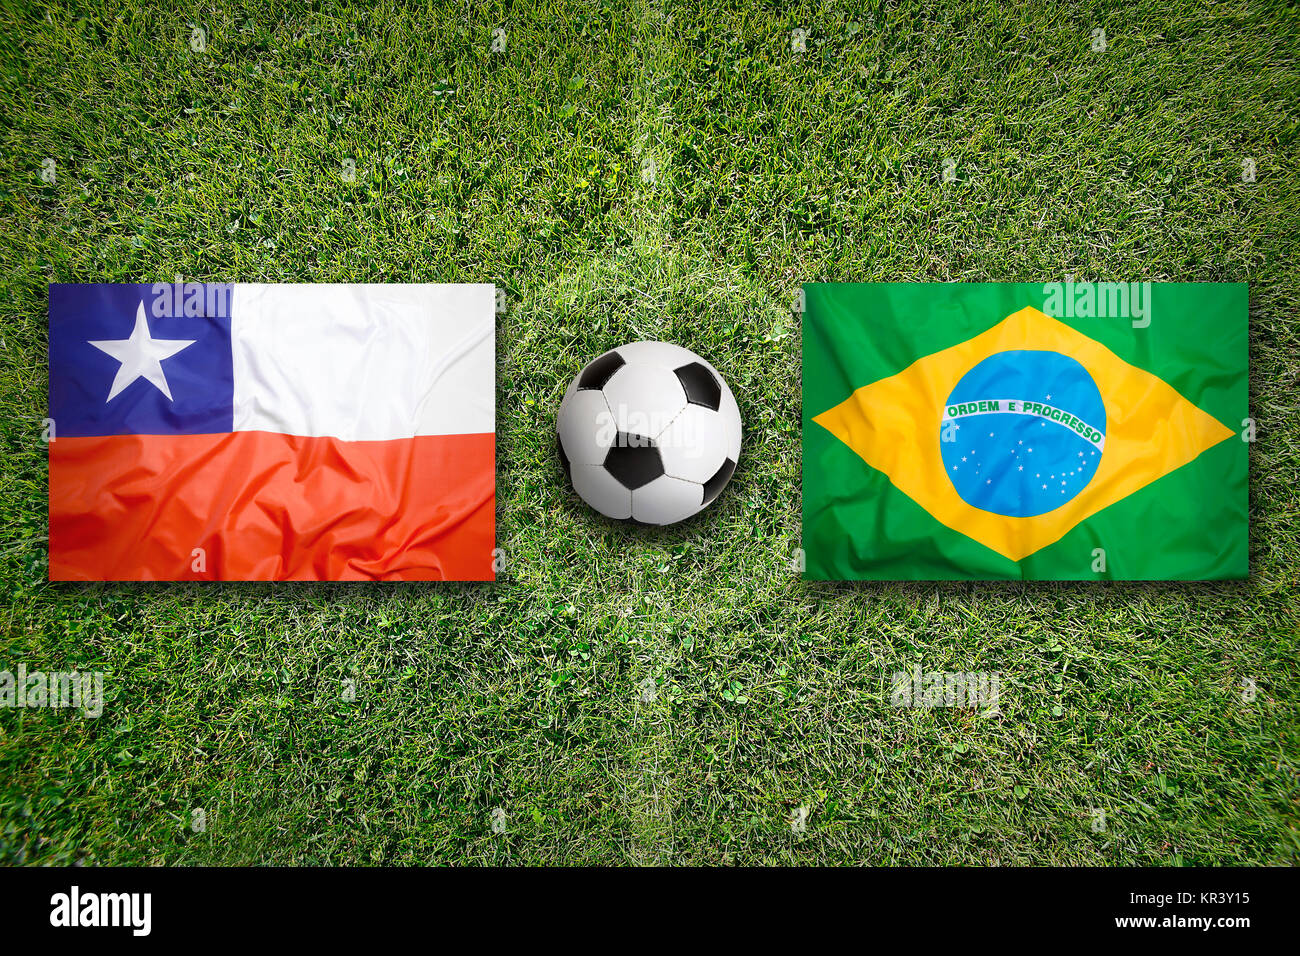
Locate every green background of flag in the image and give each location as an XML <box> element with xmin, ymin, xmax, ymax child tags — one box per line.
<box><xmin>802</xmin><ymin>282</ymin><xmax>1248</xmax><ymax>580</ymax></box>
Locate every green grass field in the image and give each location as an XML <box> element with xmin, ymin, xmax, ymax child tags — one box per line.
<box><xmin>2</xmin><ymin>0</ymin><xmax>1298</xmax><ymax>865</ymax></box>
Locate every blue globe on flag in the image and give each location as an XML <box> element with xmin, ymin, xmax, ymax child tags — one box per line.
<box><xmin>939</xmin><ymin>350</ymin><xmax>1106</xmax><ymax>517</ymax></box>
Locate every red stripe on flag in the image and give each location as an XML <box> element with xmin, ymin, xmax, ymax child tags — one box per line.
<box><xmin>49</xmin><ymin>431</ymin><xmax>494</xmax><ymax>581</ymax></box>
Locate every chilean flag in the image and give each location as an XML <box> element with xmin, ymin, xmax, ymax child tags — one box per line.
<box><xmin>48</xmin><ymin>283</ymin><xmax>495</xmax><ymax>581</ymax></box>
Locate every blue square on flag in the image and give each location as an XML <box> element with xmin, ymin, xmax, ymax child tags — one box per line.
<box><xmin>49</xmin><ymin>282</ymin><xmax>234</xmax><ymax>437</ymax></box>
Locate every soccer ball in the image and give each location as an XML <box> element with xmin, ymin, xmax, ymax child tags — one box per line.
<box><xmin>557</xmin><ymin>341</ymin><xmax>742</xmax><ymax>525</ymax></box>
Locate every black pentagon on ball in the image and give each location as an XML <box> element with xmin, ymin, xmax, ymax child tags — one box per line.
<box><xmin>577</xmin><ymin>350</ymin><xmax>625</xmax><ymax>390</ymax></box>
<box><xmin>673</xmin><ymin>362</ymin><xmax>722</xmax><ymax>411</ymax></box>
<box><xmin>702</xmin><ymin>457</ymin><xmax>736</xmax><ymax>505</ymax></box>
<box><xmin>603</xmin><ymin>433</ymin><xmax>664</xmax><ymax>490</ymax></box>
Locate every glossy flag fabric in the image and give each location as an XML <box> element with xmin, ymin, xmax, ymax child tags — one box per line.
<box><xmin>49</xmin><ymin>282</ymin><xmax>495</xmax><ymax>581</ymax></box>
<box><xmin>803</xmin><ymin>282</ymin><xmax>1248</xmax><ymax>580</ymax></box>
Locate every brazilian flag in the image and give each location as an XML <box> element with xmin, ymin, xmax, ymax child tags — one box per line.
<box><xmin>802</xmin><ymin>283</ymin><xmax>1248</xmax><ymax>580</ymax></box>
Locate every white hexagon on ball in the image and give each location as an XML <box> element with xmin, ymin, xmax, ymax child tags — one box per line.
<box><xmin>557</xmin><ymin>389</ymin><xmax>614</xmax><ymax>466</ymax></box>
<box><xmin>557</xmin><ymin>341</ymin><xmax>742</xmax><ymax>525</ymax></box>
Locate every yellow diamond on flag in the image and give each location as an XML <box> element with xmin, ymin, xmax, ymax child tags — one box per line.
<box><xmin>812</xmin><ymin>306</ymin><xmax>1235</xmax><ymax>562</ymax></box>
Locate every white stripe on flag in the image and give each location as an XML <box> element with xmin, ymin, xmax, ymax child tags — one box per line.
<box><xmin>942</xmin><ymin>397</ymin><xmax>1105</xmax><ymax>450</ymax></box>
<box><xmin>230</xmin><ymin>283</ymin><xmax>495</xmax><ymax>442</ymax></box>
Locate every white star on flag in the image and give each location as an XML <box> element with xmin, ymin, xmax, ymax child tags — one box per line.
<box><xmin>88</xmin><ymin>302</ymin><xmax>196</xmax><ymax>402</ymax></box>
